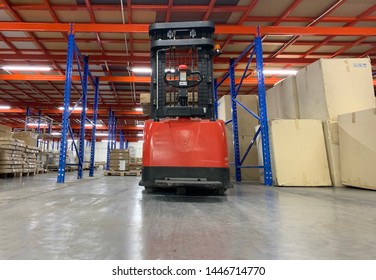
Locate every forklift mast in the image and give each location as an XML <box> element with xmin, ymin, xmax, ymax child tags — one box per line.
<box><xmin>149</xmin><ymin>21</ymin><xmax>215</xmax><ymax>120</ymax></box>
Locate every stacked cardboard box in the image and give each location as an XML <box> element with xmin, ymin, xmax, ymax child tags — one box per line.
<box><xmin>0</xmin><ymin>137</ymin><xmax>25</xmax><ymax>174</ymax></box>
<box><xmin>12</xmin><ymin>131</ymin><xmax>38</xmax><ymax>147</ymax></box>
<box><xmin>0</xmin><ymin>124</ymin><xmax>12</xmax><ymax>137</ymax></box>
<box><xmin>41</xmin><ymin>150</ymin><xmax>60</xmax><ymax>170</ymax></box>
<box><xmin>109</xmin><ymin>149</ymin><xmax>129</xmax><ymax>171</ymax></box>
<box><xmin>266</xmin><ymin>75</ymin><xmax>300</xmax><ymax>120</ymax></box>
<box><xmin>338</xmin><ymin>108</ymin><xmax>376</xmax><ymax>190</ymax></box>
<box><xmin>295</xmin><ymin>58</ymin><xmax>375</xmax><ymax>186</ymax></box>
<box><xmin>129</xmin><ymin>157</ymin><xmax>142</xmax><ymax>171</ymax></box>
<box><xmin>23</xmin><ymin>146</ymin><xmax>40</xmax><ymax>173</ymax></box>
<box><xmin>262</xmin><ymin>58</ymin><xmax>375</xmax><ymax>187</ymax></box>
<box><xmin>218</xmin><ymin>95</ymin><xmax>260</xmax><ymax>181</ymax></box>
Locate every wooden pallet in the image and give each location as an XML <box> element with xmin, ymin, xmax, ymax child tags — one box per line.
<box><xmin>0</xmin><ymin>172</ymin><xmax>23</xmax><ymax>178</ymax></box>
<box><xmin>22</xmin><ymin>171</ymin><xmax>36</xmax><ymax>177</ymax></box>
<box><xmin>104</xmin><ymin>169</ymin><xmax>141</xmax><ymax>176</ymax></box>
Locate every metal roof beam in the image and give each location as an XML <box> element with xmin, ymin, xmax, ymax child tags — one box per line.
<box><xmin>0</xmin><ymin>22</ymin><xmax>375</xmax><ymax>36</ymax></box>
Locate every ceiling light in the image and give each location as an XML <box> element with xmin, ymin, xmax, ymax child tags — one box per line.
<box><xmin>132</xmin><ymin>67</ymin><xmax>152</xmax><ymax>74</ymax></box>
<box><xmin>95</xmin><ymin>133</ymin><xmax>108</xmax><ymax>136</ymax></box>
<box><xmin>2</xmin><ymin>65</ymin><xmax>52</xmax><ymax>71</ymax></box>
<box><xmin>137</xmin><ymin>133</ymin><xmax>144</xmax><ymax>137</ymax></box>
<box><xmin>51</xmin><ymin>132</ymin><xmax>61</xmax><ymax>136</ymax></box>
<box><xmin>136</xmin><ymin>124</ymin><xmax>144</xmax><ymax>128</ymax></box>
<box><xmin>85</xmin><ymin>123</ymin><xmax>103</xmax><ymax>128</ymax></box>
<box><xmin>134</xmin><ymin>108</ymin><xmax>143</xmax><ymax>112</ymax></box>
<box><xmin>0</xmin><ymin>105</ymin><xmax>11</xmax><ymax>109</ymax></box>
<box><xmin>27</xmin><ymin>123</ymin><xmax>49</xmax><ymax>128</ymax></box>
<box><xmin>263</xmin><ymin>69</ymin><xmax>298</xmax><ymax>75</ymax></box>
<box><xmin>58</xmin><ymin>106</ymin><xmax>83</xmax><ymax>111</ymax></box>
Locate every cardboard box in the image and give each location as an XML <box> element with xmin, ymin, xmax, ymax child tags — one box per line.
<box><xmin>323</xmin><ymin>121</ymin><xmax>343</xmax><ymax>187</ymax></box>
<box><xmin>270</xmin><ymin>119</ymin><xmax>331</xmax><ymax>186</ymax></box>
<box><xmin>12</xmin><ymin>132</ymin><xmax>38</xmax><ymax>147</ymax></box>
<box><xmin>0</xmin><ymin>124</ymin><xmax>12</xmax><ymax>135</ymax></box>
<box><xmin>296</xmin><ymin>58</ymin><xmax>375</xmax><ymax>121</ymax></box>
<box><xmin>338</xmin><ymin>108</ymin><xmax>376</xmax><ymax>190</ymax></box>
<box><xmin>218</xmin><ymin>95</ymin><xmax>259</xmax><ymax>136</ymax></box>
<box><xmin>266</xmin><ymin>75</ymin><xmax>299</xmax><ymax>120</ymax></box>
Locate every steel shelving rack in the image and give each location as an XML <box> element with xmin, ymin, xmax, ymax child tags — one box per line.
<box><xmin>105</xmin><ymin>109</ymin><xmax>117</xmax><ymax>171</ymax></box>
<box><xmin>57</xmin><ymin>25</ymin><xmax>100</xmax><ymax>183</ymax></box>
<box><xmin>215</xmin><ymin>27</ymin><xmax>272</xmax><ymax>186</ymax></box>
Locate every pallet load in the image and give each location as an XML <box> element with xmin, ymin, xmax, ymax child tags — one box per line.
<box><xmin>338</xmin><ymin>108</ymin><xmax>376</xmax><ymax>190</ymax></box>
<box><xmin>12</xmin><ymin>131</ymin><xmax>38</xmax><ymax>147</ymax></box>
<box><xmin>109</xmin><ymin>149</ymin><xmax>129</xmax><ymax>171</ymax></box>
<box><xmin>23</xmin><ymin>145</ymin><xmax>40</xmax><ymax>174</ymax></box>
<box><xmin>41</xmin><ymin>150</ymin><xmax>60</xmax><ymax>171</ymax></box>
<box><xmin>129</xmin><ymin>157</ymin><xmax>142</xmax><ymax>171</ymax></box>
<box><xmin>105</xmin><ymin>149</ymin><xmax>141</xmax><ymax>176</ymax></box>
<box><xmin>0</xmin><ymin>137</ymin><xmax>25</xmax><ymax>177</ymax></box>
<box><xmin>0</xmin><ymin>124</ymin><xmax>12</xmax><ymax>137</ymax></box>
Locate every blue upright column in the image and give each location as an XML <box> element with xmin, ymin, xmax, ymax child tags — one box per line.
<box><xmin>106</xmin><ymin>109</ymin><xmax>112</xmax><ymax>170</ymax></box>
<box><xmin>255</xmin><ymin>27</ymin><xmax>273</xmax><ymax>186</ymax></box>
<box><xmin>229</xmin><ymin>58</ymin><xmax>241</xmax><ymax>182</ymax></box>
<box><xmin>77</xmin><ymin>56</ymin><xmax>89</xmax><ymax>179</ymax></box>
<box><xmin>89</xmin><ymin>77</ymin><xmax>99</xmax><ymax>177</ymax></box>
<box><xmin>57</xmin><ymin>26</ymin><xmax>75</xmax><ymax>183</ymax></box>
<box><xmin>112</xmin><ymin>113</ymin><xmax>117</xmax><ymax>149</ymax></box>
<box><xmin>119</xmin><ymin>130</ymin><xmax>124</xmax><ymax>149</ymax></box>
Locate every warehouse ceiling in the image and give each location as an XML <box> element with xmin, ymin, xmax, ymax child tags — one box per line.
<box><xmin>0</xmin><ymin>0</ymin><xmax>375</xmax><ymax>141</ymax></box>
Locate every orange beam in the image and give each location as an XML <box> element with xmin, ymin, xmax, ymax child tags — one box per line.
<box><xmin>1</xmin><ymin>74</ymin><xmax>375</xmax><ymax>86</ymax></box>
<box><xmin>0</xmin><ymin>108</ymin><xmax>25</xmax><ymax>113</ymax></box>
<box><xmin>0</xmin><ymin>109</ymin><xmax>146</xmax><ymax>116</ymax></box>
<box><xmin>260</xmin><ymin>26</ymin><xmax>376</xmax><ymax>36</ymax></box>
<box><xmin>0</xmin><ymin>74</ymin><xmax>280</xmax><ymax>85</ymax></box>
<box><xmin>0</xmin><ymin>22</ymin><xmax>375</xmax><ymax>36</ymax></box>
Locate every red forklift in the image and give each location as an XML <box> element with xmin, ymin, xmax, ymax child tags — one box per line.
<box><xmin>139</xmin><ymin>21</ymin><xmax>231</xmax><ymax>195</ymax></box>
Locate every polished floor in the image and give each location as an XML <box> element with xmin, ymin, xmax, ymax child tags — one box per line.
<box><xmin>0</xmin><ymin>171</ymin><xmax>375</xmax><ymax>260</ymax></box>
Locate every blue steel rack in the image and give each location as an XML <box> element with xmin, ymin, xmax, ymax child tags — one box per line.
<box><xmin>215</xmin><ymin>27</ymin><xmax>273</xmax><ymax>186</ymax></box>
<box><xmin>57</xmin><ymin>25</ymin><xmax>100</xmax><ymax>183</ymax></box>
<box><xmin>105</xmin><ymin>109</ymin><xmax>117</xmax><ymax>171</ymax></box>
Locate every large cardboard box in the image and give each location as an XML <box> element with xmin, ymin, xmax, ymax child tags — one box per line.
<box><xmin>338</xmin><ymin>108</ymin><xmax>376</xmax><ymax>190</ymax></box>
<box><xmin>322</xmin><ymin>121</ymin><xmax>343</xmax><ymax>187</ymax></box>
<box><xmin>296</xmin><ymin>58</ymin><xmax>375</xmax><ymax>121</ymax></box>
<box><xmin>12</xmin><ymin>132</ymin><xmax>38</xmax><ymax>147</ymax></box>
<box><xmin>218</xmin><ymin>95</ymin><xmax>259</xmax><ymax>136</ymax></box>
<box><xmin>270</xmin><ymin>120</ymin><xmax>331</xmax><ymax>186</ymax></box>
<box><xmin>266</xmin><ymin>75</ymin><xmax>299</xmax><ymax>120</ymax></box>
<box><xmin>0</xmin><ymin>124</ymin><xmax>11</xmax><ymax>134</ymax></box>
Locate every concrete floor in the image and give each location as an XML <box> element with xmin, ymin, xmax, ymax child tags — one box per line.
<box><xmin>0</xmin><ymin>171</ymin><xmax>375</xmax><ymax>260</ymax></box>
